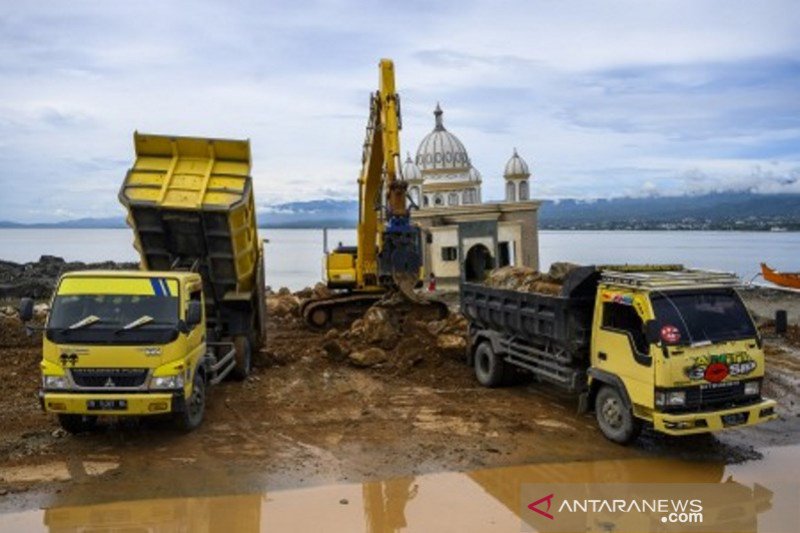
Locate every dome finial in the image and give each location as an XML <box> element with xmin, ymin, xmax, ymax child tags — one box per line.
<box><xmin>405</xmin><ymin>151</ymin><xmax>413</xmax><ymax>162</ymax></box>
<box><xmin>434</xmin><ymin>102</ymin><xmax>444</xmax><ymax>131</ymax></box>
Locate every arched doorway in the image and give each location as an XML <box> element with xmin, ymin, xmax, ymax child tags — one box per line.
<box><xmin>465</xmin><ymin>244</ymin><xmax>494</xmax><ymax>282</ymax></box>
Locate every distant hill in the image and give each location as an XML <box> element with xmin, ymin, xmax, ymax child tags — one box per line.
<box><xmin>2</xmin><ymin>192</ymin><xmax>799</xmax><ymax>230</ymax></box>
<box><xmin>539</xmin><ymin>192</ymin><xmax>800</xmax><ymax>230</ymax></box>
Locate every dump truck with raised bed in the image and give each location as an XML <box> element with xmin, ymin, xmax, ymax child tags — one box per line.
<box><xmin>461</xmin><ymin>265</ymin><xmax>777</xmax><ymax>443</ymax></box>
<box><xmin>20</xmin><ymin>132</ymin><xmax>265</xmax><ymax>433</ymax></box>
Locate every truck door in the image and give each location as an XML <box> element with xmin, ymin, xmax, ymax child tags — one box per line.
<box><xmin>184</xmin><ymin>284</ymin><xmax>206</xmax><ymax>366</ymax></box>
<box><xmin>593</xmin><ymin>294</ymin><xmax>654</xmax><ymax>410</ymax></box>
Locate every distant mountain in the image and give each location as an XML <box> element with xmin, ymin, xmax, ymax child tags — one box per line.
<box><xmin>0</xmin><ymin>217</ymin><xmax>126</xmax><ymax>229</ymax></box>
<box><xmin>2</xmin><ymin>192</ymin><xmax>799</xmax><ymax>230</ymax></box>
<box><xmin>258</xmin><ymin>199</ymin><xmax>358</xmax><ymax>228</ymax></box>
<box><xmin>539</xmin><ymin>192</ymin><xmax>800</xmax><ymax>230</ymax></box>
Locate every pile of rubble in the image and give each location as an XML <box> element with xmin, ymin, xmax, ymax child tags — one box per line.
<box><xmin>0</xmin><ymin>256</ymin><xmax>138</xmax><ymax>299</ymax></box>
<box><xmin>324</xmin><ymin>303</ymin><xmax>468</xmax><ymax>372</ymax></box>
<box><xmin>265</xmin><ymin>284</ymin><xmax>469</xmax><ymax>373</ymax></box>
<box><xmin>484</xmin><ymin>262</ymin><xmax>581</xmax><ymax>295</ymax></box>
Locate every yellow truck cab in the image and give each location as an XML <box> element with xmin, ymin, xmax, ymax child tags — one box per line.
<box><xmin>461</xmin><ymin>265</ymin><xmax>777</xmax><ymax>444</ymax></box>
<box><xmin>23</xmin><ymin>270</ymin><xmax>223</xmax><ymax>433</ymax></box>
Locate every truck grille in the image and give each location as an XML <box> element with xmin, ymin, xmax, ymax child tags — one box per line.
<box><xmin>662</xmin><ymin>381</ymin><xmax>756</xmax><ymax>413</ymax></box>
<box><xmin>70</xmin><ymin>368</ymin><xmax>149</xmax><ymax>388</ymax></box>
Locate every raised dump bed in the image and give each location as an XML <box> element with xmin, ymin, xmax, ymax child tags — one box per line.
<box><xmin>119</xmin><ymin>132</ymin><xmax>265</xmax><ymax>346</ymax></box>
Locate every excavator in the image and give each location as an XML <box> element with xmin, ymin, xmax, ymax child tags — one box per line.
<box><xmin>301</xmin><ymin>59</ymin><xmax>448</xmax><ymax>327</ymax></box>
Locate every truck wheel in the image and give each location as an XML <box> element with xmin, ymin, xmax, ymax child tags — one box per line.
<box><xmin>230</xmin><ymin>335</ymin><xmax>252</xmax><ymax>381</ymax></box>
<box><xmin>473</xmin><ymin>342</ymin><xmax>505</xmax><ymax>387</ymax></box>
<box><xmin>176</xmin><ymin>371</ymin><xmax>205</xmax><ymax>432</ymax></box>
<box><xmin>57</xmin><ymin>414</ymin><xmax>97</xmax><ymax>434</ymax></box>
<box><xmin>595</xmin><ymin>385</ymin><xmax>641</xmax><ymax>444</ymax></box>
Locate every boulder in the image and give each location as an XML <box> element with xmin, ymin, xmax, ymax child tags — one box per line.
<box><xmin>547</xmin><ymin>262</ymin><xmax>581</xmax><ymax>283</ymax></box>
<box><xmin>436</xmin><ymin>334</ymin><xmax>467</xmax><ymax>357</ymax></box>
<box><xmin>348</xmin><ymin>347</ymin><xmax>388</xmax><ymax>367</ymax></box>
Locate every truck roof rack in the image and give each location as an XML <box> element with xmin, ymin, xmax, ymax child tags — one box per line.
<box><xmin>600</xmin><ymin>267</ymin><xmax>742</xmax><ymax>291</ymax></box>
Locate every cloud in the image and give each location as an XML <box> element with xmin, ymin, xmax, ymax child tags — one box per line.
<box><xmin>0</xmin><ymin>0</ymin><xmax>799</xmax><ymax>221</ymax></box>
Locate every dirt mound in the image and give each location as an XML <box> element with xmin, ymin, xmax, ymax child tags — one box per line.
<box><xmin>319</xmin><ymin>300</ymin><xmax>469</xmax><ymax>377</ymax></box>
<box><xmin>484</xmin><ymin>262</ymin><xmax>581</xmax><ymax>295</ymax></box>
<box><xmin>0</xmin><ymin>255</ymin><xmax>138</xmax><ymax>299</ymax></box>
<box><xmin>0</xmin><ymin>307</ymin><xmax>41</xmax><ymax>348</ymax></box>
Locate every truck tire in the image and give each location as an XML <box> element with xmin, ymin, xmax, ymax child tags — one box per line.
<box><xmin>230</xmin><ymin>335</ymin><xmax>252</xmax><ymax>381</ymax></box>
<box><xmin>57</xmin><ymin>414</ymin><xmax>97</xmax><ymax>434</ymax></box>
<box><xmin>595</xmin><ymin>385</ymin><xmax>641</xmax><ymax>444</ymax></box>
<box><xmin>176</xmin><ymin>371</ymin><xmax>206</xmax><ymax>432</ymax></box>
<box><xmin>473</xmin><ymin>341</ymin><xmax>506</xmax><ymax>387</ymax></box>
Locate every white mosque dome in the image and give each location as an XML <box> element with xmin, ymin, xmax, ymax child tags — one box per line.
<box><xmin>468</xmin><ymin>166</ymin><xmax>482</xmax><ymax>182</ymax></box>
<box><xmin>504</xmin><ymin>148</ymin><xmax>530</xmax><ymax>178</ymax></box>
<box><xmin>402</xmin><ymin>152</ymin><xmax>422</xmax><ymax>182</ymax></box>
<box><xmin>415</xmin><ymin>103</ymin><xmax>471</xmax><ymax>174</ymax></box>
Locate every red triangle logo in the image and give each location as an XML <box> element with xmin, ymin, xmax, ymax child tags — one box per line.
<box><xmin>528</xmin><ymin>493</ymin><xmax>555</xmax><ymax>520</ymax></box>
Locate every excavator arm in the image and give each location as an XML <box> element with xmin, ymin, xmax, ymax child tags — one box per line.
<box><xmin>303</xmin><ymin>59</ymin><xmax>442</xmax><ymax>327</ymax></box>
<box><xmin>356</xmin><ymin>59</ymin><xmax>421</xmax><ymax>290</ymax></box>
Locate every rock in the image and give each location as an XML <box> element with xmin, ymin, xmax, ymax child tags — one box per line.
<box><xmin>348</xmin><ymin>347</ymin><xmax>388</xmax><ymax>367</ymax></box>
<box><xmin>547</xmin><ymin>262</ymin><xmax>581</xmax><ymax>283</ymax></box>
<box><xmin>426</xmin><ymin>320</ymin><xmax>446</xmax><ymax>336</ymax></box>
<box><xmin>51</xmin><ymin>428</ymin><xmax>67</xmax><ymax>439</ymax></box>
<box><xmin>33</xmin><ymin>303</ymin><xmax>50</xmax><ymax>319</ymax></box>
<box><xmin>324</xmin><ymin>328</ymin><xmax>340</xmax><ymax>340</ymax></box>
<box><xmin>277</xmin><ymin>287</ymin><xmax>292</xmax><ymax>296</ymax></box>
<box><xmin>295</xmin><ymin>286</ymin><xmax>314</xmax><ymax>299</ymax></box>
<box><xmin>323</xmin><ymin>339</ymin><xmax>351</xmax><ymax>361</ymax></box>
<box><xmin>339</xmin><ymin>498</ymin><xmax>349</xmax><ymax>505</ymax></box>
<box><xmin>267</xmin><ymin>294</ymin><xmax>300</xmax><ymax>317</ymax></box>
<box><xmin>436</xmin><ymin>334</ymin><xmax>467</xmax><ymax>357</ymax></box>
<box><xmin>0</xmin><ymin>306</ymin><xmax>16</xmax><ymax>317</ymax></box>
<box><xmin>312</xmin><ymin>282</ymin><xmax>332</xmax><ymax>299</ymax></box>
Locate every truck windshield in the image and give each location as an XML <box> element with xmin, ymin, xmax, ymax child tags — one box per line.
<box><xmin>650</xmin><ymin>289</ymin><xmax>756</xmax><ymax>345</ymax></box>
<box><xmin>49</xmin><ymin>294</ymin><xmax>179</xmax><ymax>330</ymax></box>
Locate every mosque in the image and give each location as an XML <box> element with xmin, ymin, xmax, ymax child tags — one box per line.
<box><xmin>406</xmin><ymin>104</ymin><xmax>541</xmax><ymax>289</ymax></box>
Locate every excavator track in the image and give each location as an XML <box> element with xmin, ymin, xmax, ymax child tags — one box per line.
<box><xmin>301</xmin><ymin>290</ymin><xmax>449</xmax><ymax>329</ymax></box>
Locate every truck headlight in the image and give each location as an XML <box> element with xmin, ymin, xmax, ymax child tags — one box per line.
<box><xmin>666</xmin><ymin>391</ymin><xmax>686</xmax><ymax>406</ymax></box>
<box><xmin>43</xmin><ymin>375</ymin><xmax>70</xmax><ymax>390</ymax></box>
<box><xmin>744</xmin><ymin>381</ymin><xmax>760</xmax><ymax>396</ymax></box>
<box><xmin>150</xmin><ymin>375</ymin><xmax>184</xmax><ymax>390</ymax></box>
<box><xmin>655</xmin><ymin>392</ymin><xmax>665</xmax><ymax>407</ymax></box>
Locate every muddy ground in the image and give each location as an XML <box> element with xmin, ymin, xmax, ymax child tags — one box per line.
<box><xmin>1</xmin><ymin>286</ymin><xmax>799</xmax><ymax>513</ymax></box>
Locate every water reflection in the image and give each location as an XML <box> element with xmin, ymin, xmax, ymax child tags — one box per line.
<box><xmin>23</xmin><ymin>451</ymin><xmax>793</xmax><ymax>532</ymax></box>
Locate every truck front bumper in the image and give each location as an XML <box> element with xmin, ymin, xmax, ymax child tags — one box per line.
<box><xmin>40</xmin><ymin>391</ymin><xmax>185</xmax><ymax>416</ymax></box>
<box><xmin>652</xmin><ymin>398</ymin><xmax>778</xmax><ymax>435</ymax></box>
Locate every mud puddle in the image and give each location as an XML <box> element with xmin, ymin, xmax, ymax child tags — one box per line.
<box><xmin>2</xmin><ymin>446</ymin><xmax>798</xmax><ymax>532</ymax></box>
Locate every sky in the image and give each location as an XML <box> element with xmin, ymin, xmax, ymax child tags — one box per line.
<box><xmin>1</xmin><ymin>0</ymin><xmax>799</xmax><ymax>222</ymax></box>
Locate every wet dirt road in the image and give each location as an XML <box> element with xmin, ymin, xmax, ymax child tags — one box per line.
<box><xmin>1</xmin><ymin>289</ymin><xmax>800</xmax><ymax>531</ymax></box>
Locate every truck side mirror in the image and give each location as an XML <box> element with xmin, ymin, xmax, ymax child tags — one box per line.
<box><xmin>644</xmin><ymin>320</ymin><xmax>661</xmax><ymax>344</ymax></box>
<box><xmin>19</xmin><ymin>298</ymin><xmax>34</xmax><ymax>322</ymax></box>
<box><xmin>186</xmin><ymin>301</ymin><xmax>202</xmax><ymax>327</ymax></box>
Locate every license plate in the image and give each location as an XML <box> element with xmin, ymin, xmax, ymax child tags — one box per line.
<box><xmin>87</xmin><ymin>399</ymin><xmax>127</xmax><ymax>411</ymax></box>
<box><xmin>721</xmin><ymin>412</ymin><xmax>748</xmax><ymax>427</ymax></box>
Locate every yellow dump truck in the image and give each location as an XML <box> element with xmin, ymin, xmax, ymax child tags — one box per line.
<box><xmin>20</xmin><ymin>133</ymin><xmax>265</xmax><ymax>433</ymax></box>
<box><xmin>461</xmin><ymin>265</ymin><xmax>777</xmax><ymax>443</ymax></box>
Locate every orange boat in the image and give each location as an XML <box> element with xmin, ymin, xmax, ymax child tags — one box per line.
<box><xmin>761</xmin><ymin>263</ymin><xmax>800</xmax><ymax>289</ymax></box>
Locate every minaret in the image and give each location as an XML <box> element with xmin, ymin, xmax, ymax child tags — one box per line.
<box><xmin>503</xmin><ymin>148</ymin><xmax>531</xmax><ymax>202</ymax></box>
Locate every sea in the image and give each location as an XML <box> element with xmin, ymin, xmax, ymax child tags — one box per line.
<box><xmin>0</xmin><ymin>228</ymin><xmax>797</xmax><ymax>291</ymax></box>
